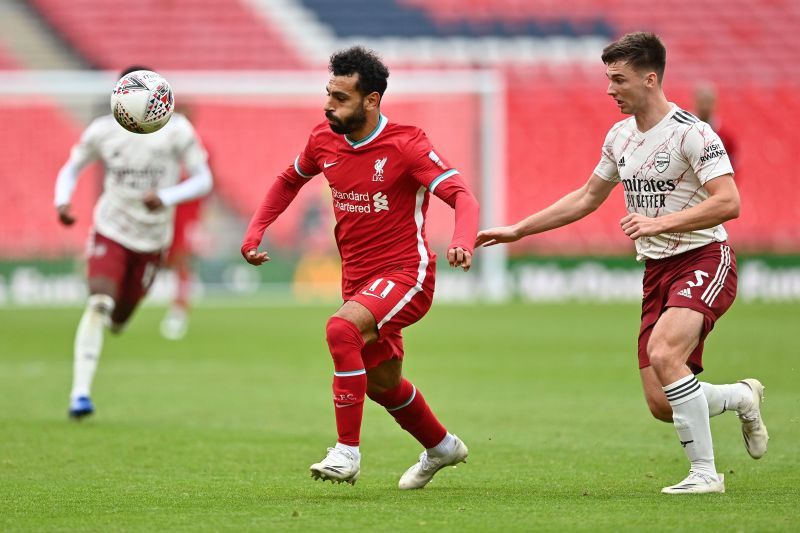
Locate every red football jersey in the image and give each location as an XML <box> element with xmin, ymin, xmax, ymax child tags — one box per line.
<box><xmin>293</xmin><ymin>115</ymin><xmax>462</xmax><ymax>296</ymax></box>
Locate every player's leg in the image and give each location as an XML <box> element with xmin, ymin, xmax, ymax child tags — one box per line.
<box><xmin>354</xmin><ymin>270</ymin><xmax>467</xmax><ymax>489</ymax></box>
<box><xmin>110</xmin><ymin>253</ymin><xmax>161</xmax><ymax>334</ymax></box>
<box><xmin>367</xmin><ymin>357</ymin><xmax>448</xmax><ymax>449</ymax></box>
<box><xmin>309</xmin><ymin>300</ymin><xmax>376</xmax><ymax>484</ymax></box>
<box><xmin>702</xmin><ymin>379</ymin><xmax>768</xmax><ymax>459</ymax></box>
<box><xmin>69</xmin><ymin>233</ymin><xmax>124</xmax><ymax>419</ymax></box>
<box><xmin>642</xmin><ymin>365</ymin><xmax>760</xmax><ymax>428</ymax></box>
<box><xmin>647</xmin><ymin>307</ymin><xmax>724</xmax><ymax>494</ymax></box>
<box><xmin>160</xmin><ymin>249</ymin><xmax>191</xmax><ymax>341</ymax></box>
<box><xmin>646</xmin><ymin>243</ymin><xmax>767</xmax><ymax>462</ymax></box>
<box><xmin>366</xmin><ymin>357</ymin><xmax>467</xmax><ymax>490</ymax></box>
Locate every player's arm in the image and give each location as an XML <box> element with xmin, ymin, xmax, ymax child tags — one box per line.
<box><xmin>145</xmin><ymin>161</ymin><xmax>213</xmax><ymax>210</ymax></box>
<box><xmin>476</xmin><ymin>174</ymin><xmax>616</xmax><ymax>247</ymax></box>
<box><xmin>145</xmin><ymin>119</ymin><xmax>213</xmax><ymax>211</ymax></box>
<box><xmin>54</xmin><ymin>124</ymin><xmax>101</xmax><ymax>226</ymax></box>
<box><xmin>241</xmin><ymin>163</ymin><xmax>315</xmax><ymax>266</ymax></box>
<box><xmin>430</xmin><ymin>173</ymin><xmax>480</xmax><ymax>271</ymax></box>
<box><xmin>408</xmin><ymin>131</ymin><xmax>479</xmax><ymax>271</ymax></box>
<box><xmin>620</xmin><ymin>174</ymin><xmax>739</xmax><ymax>239</ymax></box>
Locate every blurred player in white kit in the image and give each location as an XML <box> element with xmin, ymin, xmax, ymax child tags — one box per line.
<box><xmin>54</xmin><ymin>66</ymin><xmax>213</xmax><ymax>419</ymax></box>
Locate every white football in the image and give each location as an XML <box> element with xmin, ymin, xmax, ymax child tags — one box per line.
<box><xmin>110</xmin><ymin>70</ymin><xmax>174</xmax><ymax>134</ymax></box>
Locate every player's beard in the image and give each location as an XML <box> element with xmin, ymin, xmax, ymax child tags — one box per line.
<box><xmin>326</xmin><ymin>104</ymin><xmax>367</xmax><ymax>135</ymax></box>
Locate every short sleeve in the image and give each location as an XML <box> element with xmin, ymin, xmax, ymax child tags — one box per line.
<box><xmin>293</xmin><ymin>133</ymin><xmax>321</xmax><ymax>179</ymax></box>
<box><xmin>408</xmin><ymin>130</ymin><xmax>459</xmax><ymax>192</ymax></box>
<box><xmin>593</xmin><ymin>126</ymin><xmax>621</xmax><ymax>183</ymax></box>
<box><xmin>69</xmin><ymin>119</ymin><xmax>103</xmax><ymax>167</ymax></box>
<box><xmin>682</xmin><ymin>123</ymin><xmax>734</xmax><ymax>184</ymax></box>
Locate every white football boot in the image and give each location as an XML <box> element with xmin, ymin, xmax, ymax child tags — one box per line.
<box><xmin>661</xmin><ymin>471</ymin><xmax>725</xmax><ymax>494</ymax></box>
<box><xmin>737</xmin><ymin>378</ymin><xmax>769</xmax><ymax>459</ymax></box>
<box><xmin>309</xmin><ymin>447</ymin><xmax>360</xmax><ymax>485</ymax></box>
<box><xmin>398</xmin><ymin>435</ymin><xmax>468</xmax><ymax>490</ymax></box>
<box><xmin>160</xmin><ymin>307</ymin><xmax>188</xmax><ymax>341</ymax></box>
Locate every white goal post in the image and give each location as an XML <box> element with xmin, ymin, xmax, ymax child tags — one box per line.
<box><xmin>0</xmin><ymin>70</ymin><xmax>509</xmax><ymax>301</ymax></box>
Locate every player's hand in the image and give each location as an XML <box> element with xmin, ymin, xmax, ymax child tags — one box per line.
<box><xmin>475</xmin><ymin>225</ymin><xmax>521</xmax><ymax>248</ymax></box>
<box><xmin>57</xmin><ymin>204</ymin><xmax>76</xmax><ymax>226</ymax></box>
<box><xmin>447</xmin><ymin>247</ymin><xmax>472</xmax><ymax>272</ymax></box>
<box><xmin>620</xmin><ymin>213</ymin><xmax>663</xmax><ymax>239</ymax></box>
<box><xmin>143</xmin><ymin>190</ymin><xmax>164</xmax><ymax>211</ymax></box>
<box><xmin>244</xmin><ymin>248</ymin><xmax>270</xmax><ymax>266</ymax></box>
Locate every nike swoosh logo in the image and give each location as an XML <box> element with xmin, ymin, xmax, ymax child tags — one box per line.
<box><xmin>360</xmin><ymin>292</ymin><xmax>384</xmax><ymax>299</ymax></box>
<box><xmin>324</xmin><ymin>161</ymin><xmax>338</xmax><ymax>168</ymax></box>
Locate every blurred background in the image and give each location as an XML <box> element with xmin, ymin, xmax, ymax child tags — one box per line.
<box><xmin>0</xmin><ymin>0</ymin><xmax>798</xmax><ymax>307</ymax></box>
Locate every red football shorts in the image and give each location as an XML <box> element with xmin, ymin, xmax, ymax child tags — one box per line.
<box><xmin>639</xmin><ymin>241</ymin><xmax>737</xmax><ymax>373</ymax></box>
<box><xmin>87</xmin><ymin>231</ymin><xmax>163</xmax><ymax>311</ymax></box>
<box><xmin>348</xmin><ymin>269</ymin><xmax>435</xmax><ymax>370</ymax></box>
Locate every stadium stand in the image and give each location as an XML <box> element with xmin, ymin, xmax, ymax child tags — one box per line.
<box><xmin>0</xmin><ymin>104</ymin><xmax>94</xmax><ymax>257</ymax></box>
<box><xmin>300</xmin><ymin>0</ymin><xmax>613</xmax><ymax>38</ymax></box>
<box><xmin>5</xmin><ymin>0</ymin><xmax>797</xmax><ymax>258</ymax></box>
<box><xmin>0</xmin><ymin>44</ymin><xmax>20</xmax><ymax>69</ymax></box>
<box><xmin>29</xmin><ymin>0</ymin><xmax>305</xmax><ymax>70</ymax></box>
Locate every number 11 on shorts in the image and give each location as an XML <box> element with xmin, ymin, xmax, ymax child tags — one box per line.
<box><xmin>363</xmin><ymin>278</ymin><xmax>396</xmax><ymax>299</ymax></box>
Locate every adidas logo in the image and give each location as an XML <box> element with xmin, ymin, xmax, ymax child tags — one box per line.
<box><xmin>618</xmin><ymin>156</ymin><xmax>626</xmax><ymax>168</ymax></box>
<box><xmin>678</xmin><ymin>288</ymin><xmax>692</xmax><ymax>298</ymax></box>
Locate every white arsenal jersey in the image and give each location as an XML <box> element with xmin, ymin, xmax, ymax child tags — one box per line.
<box><xmin>68</xmin><ymin>113</ymin><xmax>207</xmax><ymax>252</ymax></box>
<box><xmin>594</xmin><ymin>104</ymin><xmax>734</xmax><ymax>260</ymax></box>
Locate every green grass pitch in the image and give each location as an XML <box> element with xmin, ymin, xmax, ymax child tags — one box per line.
<box><xmin>1</xmin><ymin>301</ymin><xmax>798</xmax><ymax>531</ymax></box>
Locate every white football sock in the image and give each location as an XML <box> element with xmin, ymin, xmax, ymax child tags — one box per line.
<box><xmin>663</xmin><ymin>375</ymin><xmax>717</xmax><ymax>479</ymax></box>
<box><xmin>70</xmin><ymin>294</ymin><xmax>114</xmax><ymax>400</ymax></box>
<box><xmin>428</xmin><ymin>432</ymin><xmax>456</xmax><ymax>457</ymax></box>
<box><xmin>334</xmin><ymin>442</ymin><xmax>360</xmax><ymax>459</ymax></box>
<box><xmin>701</xmin><ymin>382</ymin><xmax>752</xmax><ymax>417</ymax></box>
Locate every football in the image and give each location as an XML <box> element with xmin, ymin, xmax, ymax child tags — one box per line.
<box><xmin>110</xmin><ymin>70</ymin><xmax>174</xmax><ymax>133</ymax></box>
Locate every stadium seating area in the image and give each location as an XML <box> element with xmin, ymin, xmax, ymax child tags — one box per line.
<box><xmin>301</xmin><ymin>0</ymin><xmax>613</xmax><ymax>38</ymax></box>
<box><xmin>0</xmin><ymin>46</ymin><xmax>19</xmax><ymax>69</ymax></box>
<box><xmin>29</xmin><ymin>0</ymin><xmax>304</xmax><ymax>70</ymax></box>
<box><xmin>0</xmin><ymin>0</ymin><xmax>797</xmax><ymax>257</ymax></box>
<box><xmin>0</xmin><ymin>104</ymin><xmax>94</xmax><ymax>256</ymax></box>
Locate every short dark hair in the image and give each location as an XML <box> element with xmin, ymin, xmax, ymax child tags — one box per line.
<box><xmin>601</xmin><ymin>32</ymin><xmax>666</xmax><ymax>82</ymax></box>
<box><xmin>119</xmin><ymin>65</ymin><xmax>153</xmax><ymax>78</ymax></box>
<box><xmin>329</xmin><ymin>46</ymin><xmax>389</xmax><ymax>98</ymax></box>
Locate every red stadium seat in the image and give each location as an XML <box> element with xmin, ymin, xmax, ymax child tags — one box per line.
<box><xmin>29</xmin><ymin>0</ymin><xmax>305</xmax><ymax>70</ymax></box>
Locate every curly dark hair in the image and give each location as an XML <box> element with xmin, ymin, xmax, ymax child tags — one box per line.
<box><xmin>601</xmin><ymin>32</ymin><xmax>666</xmax><ymax>83</ymax></box>
<box><xmin>119</xmin><ymin>65</ymin><xmax>153</xmax><ymax>78</ymax></box>
<box><xmin>329</xmin><ymin>46</ymin><xmax>390</xmax><ymax>98</ymax></box>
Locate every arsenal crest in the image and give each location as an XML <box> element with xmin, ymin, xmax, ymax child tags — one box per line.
<box><xmin>655</xmin><ymin>152</ymin><xmax>670</xmax><ymax>173</ymax></box>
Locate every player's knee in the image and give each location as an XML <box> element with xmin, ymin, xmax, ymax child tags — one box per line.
<box><xmin>87</xmin><ymin>294</ymin><xmax>115</xmax><ymax>317</ymax></box>
<box><xmin>325</xmin><ymin>316</ymin><xmax>361</xmax><ymax>348</ymax></box>
<box><xmin>647</xmin><ymin>342</ymin><xmax>680</xmax><ymax>374</ymax></box>
<box><xmin>325</xmin><ymin>316</ymin><xmax>365</xmax><ymax>370</ymax></box>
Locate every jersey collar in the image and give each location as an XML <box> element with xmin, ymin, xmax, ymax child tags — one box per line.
<box><xmin>637</xmin><ymin>103</ymin><xmax>678</xmax><ymax>136</ymax></box>
<box><xmin>345</xmin><ymin>113</ymin><xmax>388</xmax><ymax>149</ymax></box>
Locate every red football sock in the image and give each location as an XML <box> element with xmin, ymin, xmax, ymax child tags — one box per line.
<box><xmin>326</xmin><ymin>317</ymin><xmax>366</xmax><ymax>446</ymax></box>
<box><xmin>368</xmin><ymin>379</ymin><xmax>447</xmax><ymax>449</ymax></box>
<box><xmin>175</xmin><ymin>265</ymin><xmax>191</xmax><ymax>309</ymax></box>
